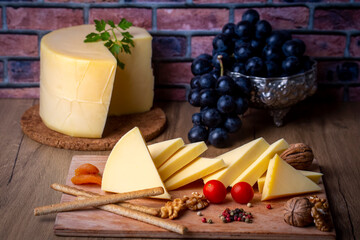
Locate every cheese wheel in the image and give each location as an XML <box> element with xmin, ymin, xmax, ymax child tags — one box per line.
<box><xmin>40</xmin><ymin>24</ymin><xmax>154</xmax><ymax>138</ymax></box>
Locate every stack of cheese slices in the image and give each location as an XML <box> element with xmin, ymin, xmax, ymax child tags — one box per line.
<box><xmin>102</xmin><ymin>127</ymin><xmax>321</xmax><ymax>201</ymax></box>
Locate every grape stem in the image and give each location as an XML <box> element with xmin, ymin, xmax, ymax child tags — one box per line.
<box><xmin>217</xmin><ymin>55</ymin><xmax>224</xmax><ymax>77</ymax></box>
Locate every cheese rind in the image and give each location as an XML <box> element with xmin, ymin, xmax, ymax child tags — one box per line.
<box><xmin>203</xmin><ymin>138</ymin><xmax>269</xmax><ymax>187</ymax></box>
<box><xmin>158</xmin><ymin>142</ymin><xmax>207</xmax><ymax>181</ymax></box>
<box><xmin>257</xmin><ymin>170</ymin><xmax>323</xmax><ymax>193</ymax></box>
<box><xmin>165</xmin><ymin>157</ymin><xmax>226</xmax><ymax>190</ymax></box>
<box><xmin>148</xmin><ymin>138</ymin><xmax>185</xmax><ymax>168</ymax></box>
<box><xmin>101</xmin><ymin>127</ymin><xmax>170</xmax><ymax>199</ymax></box>
<box><xmin>40</xmin><ymin>24</ymin><xmax>154</xmax><ymax>138</ymax></box>
<box><xmin>261</xmin><ymin>154</ymin><xmax>321</xmax><ymax>201</ymax></box>
<box><xmin>230</xmin><ymin>139</ymin><xmax>289</xmax><ymax>187</ymax></box>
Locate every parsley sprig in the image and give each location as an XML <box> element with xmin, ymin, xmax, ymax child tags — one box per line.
<box><xmin>84</xmin><ymin>19</ymin><xmax>134</xmax><ymax>69</ymax></box>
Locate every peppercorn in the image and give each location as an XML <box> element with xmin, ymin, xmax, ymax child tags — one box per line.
<box><xmin>247</xmin><ymin>202</ymin><xmax>252</xmax><ymax>208</ymax></box>
<box><xmin>197</xmin><ymin>211</ymin><xmax>203</xmax><ymax>216</ymax></box>
<box><xmin>202</xmin><ymin>217</ymin><xmax>207</xmax><ymax>223</ymax></box>
<box><xmin>266</xmin><ymin>204</ymin><xmax>272</xmax><ymax>209</ymax></box>
<box><xmin>207</xmin><ymin>219</ymin><xmax>213</xmax><ymax>224</ymax></box>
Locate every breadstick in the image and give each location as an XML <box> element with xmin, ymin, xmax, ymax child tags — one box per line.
<box><xmin>51</xmin><ymin>183</ymin><xmax>160</xmax><ymax>216</ymax></box>
<box><xmin>34</xmin><ymin>186</ymin><xmax>163</xmax><ymax>216</ymax></box>
<box><xmin>77</xmin><ymin>196</ymin><xmax>187</xmax><ymax>235</ymax></box>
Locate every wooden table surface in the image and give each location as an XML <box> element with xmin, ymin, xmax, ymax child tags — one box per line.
<box><xmin>0</xmin><ymin>99</ymin><xmax>359</xmax><ymax>240</ymax></box>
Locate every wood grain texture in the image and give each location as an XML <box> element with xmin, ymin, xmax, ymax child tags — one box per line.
<box><xmin>21</xmin><ymin>104</ymin><xmax>166</xmax><ymax>150</ymax></box>
<box><xmin>54</xmin><ymin>155</ymin><xmax>335</xmax><ymax>239</ymax></box>
<box><xmin>0</xmin><ymin>99</ymin><xmax>359</xmax><ymax>240</ymax></box>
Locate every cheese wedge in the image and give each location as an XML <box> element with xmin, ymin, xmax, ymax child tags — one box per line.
<box><xmin>261</xmin><ymin>154</ymin><xmax>321</xmax><ymax>201</ymax></box>
<box><xmin>257</xmin><ymin>170</ymin><xmax>323</xmax><ymax>193</ymax></box>
<box><xmin>203</xmin><ymin>138</ymin><xmax>269</xmax><ymax>187</ymax></box>
<box><xmin>230</xmin><ymin>139</ymin><xmax>289</xmax><ymax>187</ymax></box>
<box><xmin>165</xmin><ymin>157</ymin><xmax>226</xmax><ymax>190</ymax></box>
<box><xmin>101</xmin><ymin>127</ymin><xmax>170</xmax><ymax>199</ymax></box>
<box><xmin>148</xmin><ymin>138</ymin><xmax>185</xmax><ymax>168</ymax></box>
<box><xmin>158</xmin><ymin>142</ymin><xmax>207</xmax><ymax>181</ymax></box>
<box><xmin>40</xmin><ymin>25</ymin><xmax>154</xmax><ymax>138</ymax></box>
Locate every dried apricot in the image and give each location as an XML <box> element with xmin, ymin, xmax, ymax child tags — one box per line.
<box><xmin>71</xmin><ymin>174</ymin><xmax>102</xmax><ymax>185</ymax></box>
<box><xmin>75</xmin><ymin>163</ymin><xmax>100</xmax><ymax>176</ymax></box>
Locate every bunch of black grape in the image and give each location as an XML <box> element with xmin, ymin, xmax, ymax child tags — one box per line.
<box><xmin>187</xmin><ymin>9</ymin><xmax>313</xmax><ymax>148</ymax></box>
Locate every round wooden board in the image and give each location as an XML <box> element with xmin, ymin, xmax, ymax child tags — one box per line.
<box><xmin>20</xmin><ymin>105</ymin><xmax>166</xmax><ymax>151</ymax></box>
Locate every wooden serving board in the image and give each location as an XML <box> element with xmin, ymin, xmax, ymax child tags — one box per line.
<box><xmin>54</xmin><ymin>155</ymin><xmax>336</xmax><ymax>239</ymax></box>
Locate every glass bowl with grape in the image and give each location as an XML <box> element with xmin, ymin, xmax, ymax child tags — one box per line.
<box><xmin>188</xmin><ymin>9</ymin><xmax>317</xmax><ymax>148</ymax></box>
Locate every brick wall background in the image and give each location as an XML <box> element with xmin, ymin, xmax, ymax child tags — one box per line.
<box><xmin>0</xmin><ymin>0</ymin><xmax>360</xmax><ymax>102</ymax></box>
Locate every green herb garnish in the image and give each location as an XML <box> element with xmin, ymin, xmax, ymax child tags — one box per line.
<box><xmin>84</xmin><ymin>19</ymin><xmax>134</xmax><ymax>69</ymax></box>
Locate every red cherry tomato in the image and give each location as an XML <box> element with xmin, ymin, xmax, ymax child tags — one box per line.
<box><xmin>203</xmin><ymin>180</ymin><xmax>227</xmax><ymax>203</ymax></box>
<box><xmin>231</xmin><ymin>182</ymin><xmax>254</xmax><ymax>204</ymax></box>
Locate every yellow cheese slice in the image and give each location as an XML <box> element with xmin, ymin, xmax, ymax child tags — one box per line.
<box><xmin>202</xmin><ymin>138</ymin><xmax>269</xmax><ymax>187</ymax></box>
<box><xmin>257</xmin><ymin>170</ymin><xmax>323</xmax><ymax>193</ymax></box>
<box><xmin>40</xmin><ymin>24</ymin><xmax>154</xmax><ymax>138</ymax></box>
<box><xmin>229</xmin><ymin>139</ymin><xmax>289</xmax><ymax>187</ymax></box>
<box><xmin>158</xmin><ymin>142</ymin><xmax>207</xmax><ymax>181</ymax></box>
<box><xmin>165</xmin><ymin>157</ymin><xmax>226</xmax><ymax>190</ymax></box>
<box><xmin>101</xmin><ymin>127</ymin><xmax>170</xmax><ymax>199</ymax></box>
<box><xmin>261</xmin><ymin>154</ymin><xmax>321</xmax><ymax>201</ymax></box>
<box><xmin>147</xmin><ymin>138</ymin><xmax>185</xmax><ymax>168</ymax></box>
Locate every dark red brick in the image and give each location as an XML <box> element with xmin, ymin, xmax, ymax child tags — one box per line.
<box><xmin>235</xmin><ymin>7</ymin><xmax>309</xmax><ymax>30</ymax></box>
<box><xmin>316</xmin><ymin>61</ymin><xmax>360</xmax><ymax>83</ymax></box>
<box><xmin>0</xmin><ymin>34</ymin><xmax>38</xmax><ymax>57</ymax></box>
<box><xmin>153</xmin><ymin>62</ymin><xmax>192</xmax><ymax>84</ymax></box>
<box><xmin>157</xmin><ymin>9</ymin><xmax>228</xmax><ymax>30</ymax></box>
<box><xmin>0</xmin><ymin>62</ymin><xmax>3</xmax><ymax>83</ymax></box>
<box><xmin>349</xmin><ymin>87</ymin><xmax>360</xmax><ymax>102</ymax></box>
<box><xmin>90</xmin><ymin>8</ymin><xmax>152</xmax><ymax>30</ymax></box>
<box><xmin>0</xmin><ymin>88</ymin><xmax>40</xmax><ymax>99</ymax></box>
<box><xmin>152</xmin><ymin>36</ymin><xmax>187</xmax><ymax>59</ymax></box>
<box><xmin>350</xmin><ymin>36</ymin><xmax>360</xmax><ymax>57</ymax></box>
<box><xmin>191</xmin><ymin>36</ymin><xmax>213</xmax><ymax>58</ymax></box>
<box><xmin>8</xmin><ymin>61</ymin><xmax>40</xmax><ymax>83</ymax></box>
<box><xmin>314</xmin><ymin>9</ymin><xmax>360</xmax><ymax>30</ymax></box>
<box><xmin>154</xmin><ymin>88</ymin><xmax>187</xmax><ymax>101</ymax></box>
<box><xmin>293</xmin><ymin>34</ymin><xmax>346</xmax><ymax>57</ymax></box>
<box><xmin>194</xmin><ymin>0</ymin><xmax>264</xmax><ymax>2</ymax></box>
<box><xmin>7</xmin><ymin>8</ymin><xmax>83</xmax><ymax>30</ymax></box>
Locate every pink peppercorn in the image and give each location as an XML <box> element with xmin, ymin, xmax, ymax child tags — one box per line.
<box><xmin>202</xmin><ymin>217</ymin><xmax>207</xmax><ymax>223</ymax></box>
<box><xmin>266</xmin><ymin>204</ymin><xmax>272</xmax><ymax>209</ymax></box>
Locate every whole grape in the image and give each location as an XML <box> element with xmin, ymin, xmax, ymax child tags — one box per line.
<box><xmin>212</xmin><ymin>52</ymin><xmax>231</xmax><ymax>69</ymax></box>
<box><xmin>234</xmin><ymin>97</ymin><xmax>249</xmax><ymax>115</ymax></box>
<box><xmin>208</xmin><ymin>128</ymin><xmax>229</xmax><ymax>148</ymax></box>
<box><xmin>282</xmin><ymin>39</ymin><xmax>306</xmax><ymax>57</ymax></box>
<box><xmin>199</xmin><ymin>89</ymin><xmax>218</xmax><ymax>107</ymax></box>
<box><xmin>246</xmin><ymin>57</ymin><xmax>265</xmax><ymax>77</ymax></box>
<box><xmin>188</xmin><ymin>125</ymin><xmax>209</xmax><ymax>143</ymax></box>
<box><xmin>201</xmin><ymin>108</ymin><xmax>223</xmax><ymax>128</ymax></box>
<box><xmin>190</xmin><ymin>76</ymin><xmax>201</xmax><ymax>89</ymax></box>
<box><xmin>233</xmin><ymin>77</ymin><xmax>251</xmax><ymax>97</ymax></box>
<box><xmin>241</xmin><ymin>9</ymin><xmax>260</xmax><ymax>25</ymax></box>
<box><xmin>192</xmin><ymin>112</ymin><xmax>202</xmax><ymax>125</ymax></box>
<box><xmin>224</xmin><ymin>115</ymin><xmax>242</xmax><ymax>133</ymax></box>
<box><xmin>213</xmin><ymin>33</ymin><xmax>232</xmax><ymax>53</ymax></box>
<box><xmin>222</xmin><ymin>23</ymin><xmax>237</xmax><ymax>38</ymax></box>
<box><xmin>266</xmin><ymin>30</ymin><xmax>292</xmax><ymax>48</ymax></box>
<box><xmin>263</xmin><ymin>45</ymin><xmax>283</xmax><ymax>62</ymax></box>
<box><xmin>231</xmin><ymin>62</ymin><xmax>246</xmax><ymax>74</ymax></box>
<box><xmin>217</xmin><ymin>95</ymin><xmax>236</xmax><ymax>114</ymax></box>
<box><xmin>265</xmin><ymin>60</ymin><xmax>281</xmax><ymax>77</ymax></box>
<box><xmin>199</xmin><ymin>73</ymin><xmax>217</xmax><ymax>89</ymax></box>
<box><xmin>191</xmin><ymin>58</ymin><xmax>213</xmax><ymax>76</ymax></box>
<box><xmin>216</xmin><ymin>76</ymin><xmax>235</xmax><ymax>95</ymax></box>
<box><xmin>282</xmin><ymin>56</ymin><xmax>301</xmax><ymax>75</ymax></box>
<box><xmin>255</xmin><ymin>20</ymin><xmax>272</xmax><ymax>40</ymax></box>
<box><xmin>188</xmin><ymin>90</ymin><xmax>201</xmax><ymax>107</ymax></box>
<box><xmin>235</xmin><ymin>21</ymin><xmax>254</xmax><ymax>40</ymax></box>
<box><xmin>234</xmin><ymin>43</ymin><xmax>254</xmax><ymax>61</ymax></box>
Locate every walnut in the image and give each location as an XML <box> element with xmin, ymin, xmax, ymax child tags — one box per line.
<box><xmin>280</xmin><ymin>143</ymin><xmax>314</xmax><ymax>170</ymax></box>
<box><xmin>183</xmin><ymin>192</ymin><xmax>209</xmax><ymax>211</ymax></box>
<box><xmin>310</xmin><ymin>195</ymin><xmax>332</xmax><ymax>232</ymax></box>
<box><xmin>160</xmin><ymin>198</ymin><xmax>187</xmax><ymax>220</ymax></box>
<box><xmin>284</xmin><ymin>197</ymin><xmax>313</xmax><ymax>227</ymax></box>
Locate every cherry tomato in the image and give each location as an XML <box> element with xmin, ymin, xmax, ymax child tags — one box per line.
<box><xmin>203</xmin><ymin>180</ymin><xmax>227</xmax><ymax>203</ymax></box>
<box><xmin>231</xmin><ymin>182</ymin><xmax>254</xmax><ymax>204</ymax></box>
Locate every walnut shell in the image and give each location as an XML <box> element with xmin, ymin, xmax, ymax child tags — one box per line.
<box><xmin>284</xmin><ymin>197</ymin><xmax>313</xmax><ymax>227</ymax></box>
<box><xmin>280</xmin><ymin>143</ymin><xmax>314</xmax><ymax>170</ymax></box>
